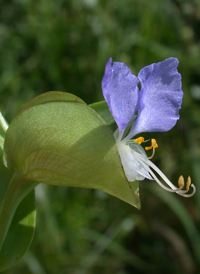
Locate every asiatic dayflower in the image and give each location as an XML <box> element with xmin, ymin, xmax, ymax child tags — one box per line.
<box><xmin>102</xmin><ymin>57</ymin><xmax>196</xmax><ymax>197</ymax></box>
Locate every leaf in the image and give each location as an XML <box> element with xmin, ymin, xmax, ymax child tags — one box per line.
<box><xmin>3</xmin><ymin>92</ymin><xmax>140</xmax><ymax>208</ymax></box>
<box><xmin>0</xmin><ymin>147</ymin><xmax>36</xmax><ymax>271</ymax></box>
<box><xmin>89</xmin><ymin>101</ymin><xmax>116</xmax><ymax>129</ymax></box>
<box><xmin>0</xmin><ymin>190</ymin><xmax>36</xmax><ymax>272</ymax></box>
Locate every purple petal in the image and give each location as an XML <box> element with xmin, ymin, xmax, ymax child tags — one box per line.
<box><xmin>102</xmin><ymin>58</ymin><xmax>139</xmax><ymax>132</ymax></box>
<box><xmin>129</xmin><ymin>58</ymin><xmax>183</xmax><ymax>137</ymax></box>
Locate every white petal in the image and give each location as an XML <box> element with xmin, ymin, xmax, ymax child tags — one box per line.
<box><xmin>116</xmin><ymin>140</ymin><xmax>152</xmax><ymax>181</ymax></box>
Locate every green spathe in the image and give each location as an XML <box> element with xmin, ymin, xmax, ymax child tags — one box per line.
<box><xmin>3</xmin><ymin>92</ymin><xmax>140</xmax><ymax>208</ymax></box>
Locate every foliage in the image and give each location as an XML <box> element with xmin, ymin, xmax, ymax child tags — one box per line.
<box><xmin>1</xmin><ymin>0</ymin><xmax>200</xmax><ymax>273</ymax></box>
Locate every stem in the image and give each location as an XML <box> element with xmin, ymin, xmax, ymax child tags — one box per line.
<box><xmin>0</xmin><ymin>172</ymin><xmax>38</xmax><ymax>250</ymax></box>
<box><xmin>0</xmin><ymin>136</ymin><xmax>4</xmax><ymax>152</ymax></box>
<box><xmin>0</xmin><ymin>111</ymin><xmax>8</xmax><ymax>133</ymax></box>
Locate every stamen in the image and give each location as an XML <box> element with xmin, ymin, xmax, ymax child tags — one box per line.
<box><xmin>132</xmin><ymin>150</ymin><xmax>196</xmax><ymax>198</ymax></box>
<box><xmin>178</xmin><ymin>175</ymin><xmax>185</xmax><ymax>189</ymax></box>
<box><xmin>145</xmin><ymin>139</ymin><xmax>158</xmax><ymax>160</ymax></box>
<box><xmin>147</xmin><ymin>160</ymin><xmax>196</xmax><ymax>197</ymax></box>
<box><xmin>177</xmin><ymin>175</ymin><xmax>193</xmax><ymax>194</ymax></box>
<box><xmin>134</xmin><ymin>137</ymin><xmax>144</xmax><ymax>145</ymax></box>
<box><xmin>186</xmin><ymin>176</ymin><xmax>191</xmax><ymax>190</ymax></box>
<box><xmin>145</xmin><ymin>139</ymin><xmax>158</xmax><ymax>151</ymax></box>
<box><xmin>136</xmin><ymin>155</ymin><xmax>183</xmax><ymax>193</ymax></box>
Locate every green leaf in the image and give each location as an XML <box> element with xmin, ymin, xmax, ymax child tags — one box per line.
<box><xmin>0</xmin><ymin>147</ymin><xmax>36</xmax><ymax>271</ymax></box>
<box><xmin>4</xmin><ymin>92</ymin><xmax>140</xmax><ymax>208</ymax></box>
<box><xmin>89</xmin><ymin>101</ymin><xmax>116</xmax><ymax>129</ymax></box>
<box><xmin>0</xmin><ymin>190</ymin><xmax>36</xmax><ymax>272</ymax></box>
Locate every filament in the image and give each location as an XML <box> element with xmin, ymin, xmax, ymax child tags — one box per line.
<box><xmin>133</xmin><ymin>150</ymin><xmax>196</xmax><ymax>197</ymax></box>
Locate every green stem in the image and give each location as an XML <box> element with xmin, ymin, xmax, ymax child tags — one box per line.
<box><xmin>0</xmin><ymin>111</ymin><xmax>8</xmax><ymax>133</ymax></box>
<box><xmin>0</xmin><ymin>172</ymin><xmax>38</xmax><ymax>250</ymax></box>
<box><xmin>0</xmin><ymin>136</ymin><xmax>4</xmax><ymax>152</ymax></box>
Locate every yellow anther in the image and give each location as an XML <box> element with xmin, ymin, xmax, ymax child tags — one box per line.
<box><xmin>178</xmin><ymin>175</ymin><xmax>192</xmax><ymax>191</ymax></box>
<box><xmin>145</xmin><ymin>138</ymin><xmax>158</xmax><ymax>151</ymax></box>
<box><xmin>151</xmin><ymin>139</ymin><xmax>158</xmax><ymax>149</ymax></box>
<box><xmin>134</xmin><ymin>137</ymin><xmax>144</xmax><ymax>145</ymax></box>
<box><xmin>178</xmin><ymin>175</ymin><xmax>185</xmax><ymax>189</ymax></box>
<box><xmin>186</xmin><ymin>176</ymin><xmax>191</xmax><ymax>190</ymax></box>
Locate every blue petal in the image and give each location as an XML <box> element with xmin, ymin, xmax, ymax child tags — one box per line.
<box><xmin>102</xmin><ymin>58</ymin><xmax>139</xmax><ymax>132</ymax></box>
<box><xmin>129</xmin><ymin>58</ymin><xmax>183</xmax><ymax>137</ymax></box>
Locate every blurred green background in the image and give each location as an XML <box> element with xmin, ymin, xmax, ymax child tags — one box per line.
<box><xmin>1</xmin><ymin>0</ymin><xmax>200</xmax><ymax>273</ymax></box>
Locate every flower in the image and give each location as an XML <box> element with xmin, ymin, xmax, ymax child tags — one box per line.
<box><xmin>102</xmin><ymin>57</ymin><xmax>196</xmax><ymax>197</ymax></box>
